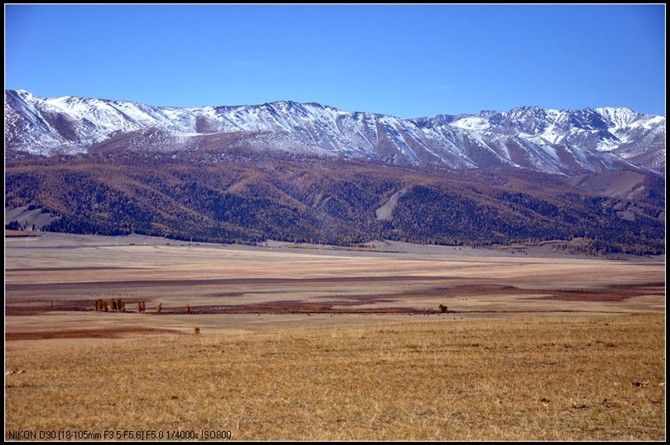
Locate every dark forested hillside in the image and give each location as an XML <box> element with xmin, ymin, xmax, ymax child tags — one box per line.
<box><xmin>5</xmin><ymin>150</ymin><xmax>665</xmax><ymax>255</ymax></box>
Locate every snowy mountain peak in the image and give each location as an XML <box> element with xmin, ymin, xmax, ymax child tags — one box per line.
<box><xmin>595</xmin><ymin>107</ymin><xmax>652</xmax><ymax>129</ymax></box>
<box><xmin>4</xmin><ymin>90</ymin><xmax>665</xmax><ymax>175</ymax></box>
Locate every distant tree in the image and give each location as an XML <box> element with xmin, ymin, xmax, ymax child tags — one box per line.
<box><xmin>438</xmin><ymin>304</ymin><xmax>448</xmax><ymax>314</ymax></box>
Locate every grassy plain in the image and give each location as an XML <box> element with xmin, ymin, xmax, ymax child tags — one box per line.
<box><xmin>4</xmin><ymin>233</ymin><xmax>666</xmax><ymax>440</ymax></box>
<box><xmin>5</xmin><ymin>315</ymin><xmax>665</xmax><ymax>440</ymax></box>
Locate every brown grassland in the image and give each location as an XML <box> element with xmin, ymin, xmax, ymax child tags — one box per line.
<box><xmin>4</xmin><ymin>233</ymin><xmax>666</xmax><ymax>441</ymax></box>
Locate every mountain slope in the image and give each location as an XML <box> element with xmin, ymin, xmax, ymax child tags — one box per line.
<box><xmin>5</xmin><ymin>150</ymin><xmax>665</xmax><ymax>255</ymax></box>
<box><xmin>5</xmin><ymin>90</ymin><xmax>665</xmax><ymax>175</ymax></box>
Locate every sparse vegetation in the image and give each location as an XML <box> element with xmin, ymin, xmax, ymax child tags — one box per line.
<box><xmin>4</xmin><ymin>314</ymin><xmax>664</xmax><ymax>440</ymax></box>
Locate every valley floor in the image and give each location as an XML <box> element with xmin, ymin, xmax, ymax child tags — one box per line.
<box><xmin>4</xmin><ymin>233</ymin><xmax>666</xmax><ymax>440</ymax></box>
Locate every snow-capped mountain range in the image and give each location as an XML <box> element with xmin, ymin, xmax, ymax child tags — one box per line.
<box><xmin>4</xmin><ymin>89</ymin><xmax>665</xmax><ymax>175</ymax></box>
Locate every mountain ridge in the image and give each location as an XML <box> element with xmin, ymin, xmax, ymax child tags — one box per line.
<box><xmin>5</xmin><ymin>89</ymin><xmax>665</xmax><ymax>175</ymax></box>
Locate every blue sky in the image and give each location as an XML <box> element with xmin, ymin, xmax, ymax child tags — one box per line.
<box><xmin>4</xmin><ymin>4</ymin><xmax>666</xmax><ymax>118</ymax></box>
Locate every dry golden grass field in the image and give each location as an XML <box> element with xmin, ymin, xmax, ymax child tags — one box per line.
<box><xmin>4</xmin><ymin>233</ymin><xmax>666</xmax><ymax>440</ymax></box>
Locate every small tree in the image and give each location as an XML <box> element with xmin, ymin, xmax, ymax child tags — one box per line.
<box><xmin>438</xmin><ymin>304</ymin><xmax>448</xmax><ymax>314</ymax></box>
<box><xmin>156</xmin><ymin>303</ymin><xmax>162</xmax><ymax>314</ymax></box>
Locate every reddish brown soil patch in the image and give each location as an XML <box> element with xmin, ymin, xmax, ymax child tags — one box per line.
<box><xmin>522</xmin><ymin>282</ymin><xmax>665</xmax><ymax>302</ymax></box>
<box><xmin>174</xmin><ymin>299</ymin><xmax>432</xmax><ymax>315</ymax></box>
<box><xmin>5</xmin><ymin>282</ymin><xmax>663</xmax><ymax>317</ymax></box>
<box><xmin>328</xmin><ymin>282</ymin><xmax>664</xmax><ymax>303</ymax></box>
<box><xmin>6</xmin><ymin>298</ymin><xmax>158</xmax><ymax>316</ymax></box>
<box><xmin>5</xmin><ymin>327</ymin><xmax>182</xmax><ymax>341</ymax></box>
